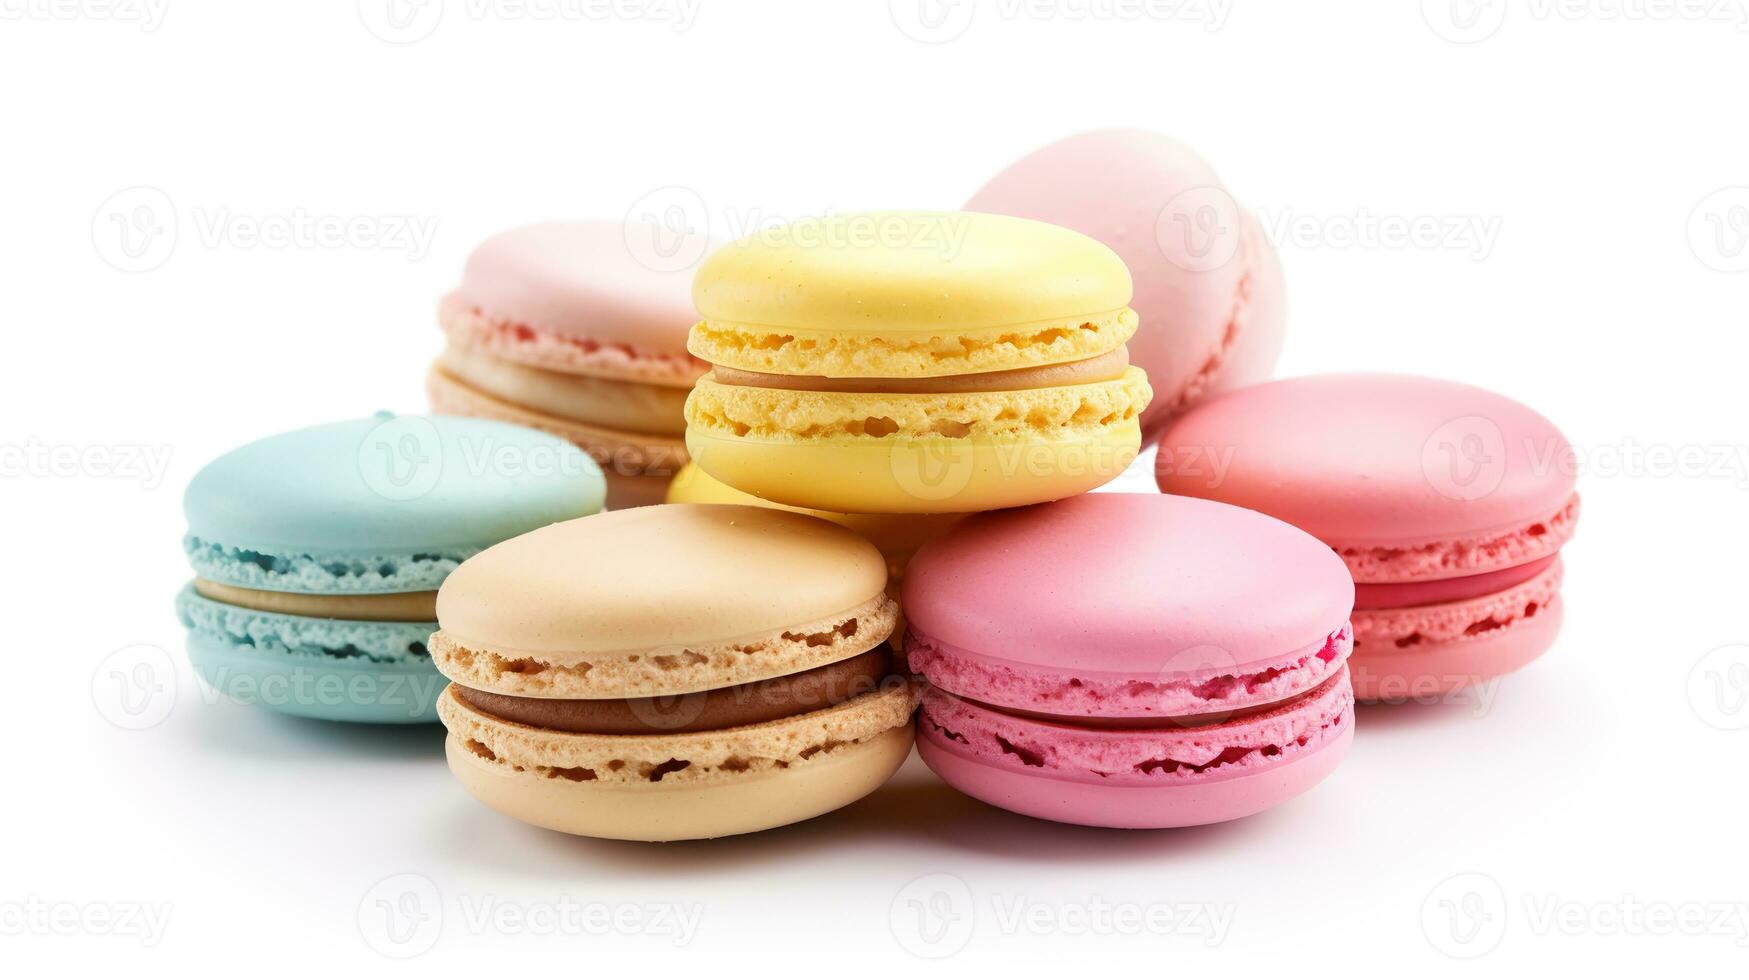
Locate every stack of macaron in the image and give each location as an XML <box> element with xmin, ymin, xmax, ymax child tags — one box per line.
<box><xmin>426</xmin><ymin>505</ymin><xmax>916</xmax><ymax>841</ymax></box>
<box><xmin>177</xmin><ymin>414</ymin><xmax>604</xmax><ymax>723</ymax></box>
<box><xmin>904</xmin><ymin>494</ymin><xmax>1356</xmax><ymax>828</ymax></box>
<box><xmin>681</xmin><ymin>211</ymin><xmax>1154</xmax><ymax>514</ymax></box>
<box><xmin>1156</xmin><ymin>374</ymin><xmax>1579</xmax><ymax>701</ymax></box>
<box><xmin>427</xmin><ymin>220</ymin><xmax>714</xmax><ymax>509</ymax></box>
<box><xmin>173</xmin><ymin>125</ymin><xmax>1579</xmax><ymax>840</ymax></box>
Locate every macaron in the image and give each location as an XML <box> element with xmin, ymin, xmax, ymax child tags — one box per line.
<box><xmin>966</xmin><ymin>129</ymin><xmax>1285</xmax><ymax>438</ymax></box>
<box><xmin>682</xmin><ymin>211</ymin><xmax>1154</xmax><ymax>513</ymax></box>
<box><xmin>904</xmin><ymin>494</ymin><xmax>1355</xmax><ymax>829</ymax></box>
<box><xmin>430</xmin><ymin>504</ymin><xmax>917</xmax><ymax>841</ymax></box>
<box><xmin>1154</xmin><ymin>374</ymin><xmax>1580</xmax><ymax>701</ymax></box>
<box><xmin>427</xmin><ymin>220</ymin><xmax>717</xmax><ymax>509</ymax></box>
<box><xmin>177</xmin><ymin>414</ymin><xmax>604</xmax><ymax>723</ymax></box>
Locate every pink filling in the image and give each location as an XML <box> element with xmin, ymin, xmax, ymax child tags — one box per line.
<box><xmin>438</xmin><ymin>293</ymin><xmax>706</xmax><ymax>386</ymax></box>
<box><xmin>906</xmin><ymin>625</ymin><xmax>1352</xmax><ymax>721</ymax></box>
<box><xmin>918</xmin><ymin>669</ymin><xmax>1355</xmax><ymax>786</ymax></box>
<box><xmin>1353</xmin><ymin>554</ymin><xmax>1558</xmax><ymax>610</ymax></box>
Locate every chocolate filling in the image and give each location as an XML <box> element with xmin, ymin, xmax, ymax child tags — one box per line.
<box><xmin>454</xmin><ymin>647</ymin><xmax>898</xmax><ymax>734</ymax></box>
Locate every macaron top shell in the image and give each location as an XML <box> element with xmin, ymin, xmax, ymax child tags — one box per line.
<box><xmin>903</xmin><ymin>493</ymin><xmax>1354</xmax><ymax>679</ymax></box>
<box><xmin>436</xmin><ymin>504</ymin><xmax>889</xmax><ymax>658</ymax></box>
<box><xmin>689</xmin><ymin>211</ymin><xmax>1136</xmax><ymax>378</ymax></box>
<box><xmin>965</xmin><ymin>129</ymin><xmax>1285</xmax><ymax>435</ymax></box>
<box><xmin>183</xmin><ymin>415</ymin><xmax>604</xmax><ymax>593</ymax></box>
<box><xmin>1154</xmin><ymin>374</ymin><xmax>1578</xmax><ymax>549</ymax></box>
<box><xmin>448</xmin><ymin>220</ymin><xmax>713</xmax><ymax>361</ymax></box>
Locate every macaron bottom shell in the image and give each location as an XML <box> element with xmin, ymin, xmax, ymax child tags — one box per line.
<box><xmin>684</xmin><ymin>423</ymin><xmax>1141</xmax><ymax>515</ymax></box>
<box><xmin>439</xmin><ymin>684</ymin><xmax>916</xmax><ymax>841</ymax></box>
<box><xmin>918</xmin><ymin>712</ymin><xmax>1351</xmax><ymax>830</ymax></box>
<box><xmin>1351</xmin><ymin>590</ymin><xmax>1564</xmax><ymax>703</ymax></box>
<box><xmin>915</xmin><ymin>672</ymin><xmax>1354</xmax><ymax>829</ymax></box>
<box><xmin>186</xmin><ymin>631</ymin><xmax>445</xmax><ymax>724</ymax></box>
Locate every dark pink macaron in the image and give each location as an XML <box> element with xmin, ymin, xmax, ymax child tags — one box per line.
<box><xmin>1155</xmin><ymin>374</ymin><xmax>1579</xmax><ymax>701</ymax></box>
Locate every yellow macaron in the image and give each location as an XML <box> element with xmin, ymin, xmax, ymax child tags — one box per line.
<box><xmin>683</xmin><ymin>211</ymin><xmax>1153</xmax><ymax>513</ymax></box>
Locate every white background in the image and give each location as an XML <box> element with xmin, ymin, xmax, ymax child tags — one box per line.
<box><xmin>4</xmin><ymin>0</ymin><xmax>1747</xmax><ymax>974</ymax></box>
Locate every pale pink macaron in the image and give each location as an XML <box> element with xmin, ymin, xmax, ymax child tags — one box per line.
<box><xmin>965</xmin><ymin>129</ymin><xmax>1286</xmax><ymax>438</ymax></box>
<box><xmin>904</xmin><ymin>493</ymin><xmax>1355</xmax><ymax>829</ymax></box>
<box><xmin>427</xmin><ymin>220</ymin><xmax>718</xmax><ymax>509</ymax></box>
<box><xmin>1155</xmin><ymin>374</ymin><xmax>1580</xmax><ymax>702</ymax></box>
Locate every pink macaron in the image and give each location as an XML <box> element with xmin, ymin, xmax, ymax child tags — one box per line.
<box><xmin>965</xmin><ymin>129</ymin><xmax>1286</xmax><ymax>438</ymax></box>
<box><xmin>427</xmin><ymin>220</ymin><xmax>718</xmax><ymax>509</ymax></box>
<box><xmin>1154</xmin><ymin>374</ymin><xmax>1580</xmax><ymax>702</ymax></box>
<box><xmin>904</xmin><ymin>493</ymin><xmax>1355</xmax><ymax>829</ymax></box>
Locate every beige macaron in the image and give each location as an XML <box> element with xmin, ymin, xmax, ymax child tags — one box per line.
<box><xmin>431</xmin><ymin>504</ymin><xmax>917</xmax><ymax>841</ymax></box>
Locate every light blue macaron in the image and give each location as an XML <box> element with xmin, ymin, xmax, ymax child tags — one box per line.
<box><xmin>178</xmin><ymin>413</ymin><xmax>604</xmax><ymax>723</ymax></box>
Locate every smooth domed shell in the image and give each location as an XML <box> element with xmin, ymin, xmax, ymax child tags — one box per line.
<box><xmin>902</xmin><ymin>493</ymin><xmax>1353</xmax><ymax>676</ymax></box>
<box><xmin>1155</xmin><ymin>374</ymin><xmax>1577</xmax><ymax>546</ymax></box>
<box><xmin>183</xmin><ymin>415</ymin><xmax>605</xmax><ymax>562</ymax></box>
<box><xmin>435</xmin><ymin>504</ymin><xmax>889</xmax><ymax>656</ymax></box>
